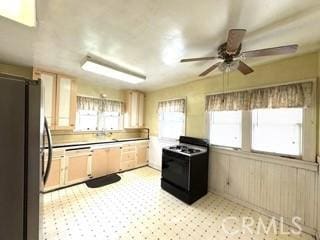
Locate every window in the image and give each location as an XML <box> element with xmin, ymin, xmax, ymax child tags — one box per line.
<box><xmin>252</xmin><ymin>108</ymin><xmax>303</xmax><ymax>156</ymax></box>
<box><xmin>76</xmin><ymin>111</ymin><xmax>122</xmax><ymax>131</ymax></box>
<box><xmin>209</xmin><ymin>111</ymin><xmax>242</xmax><ymax>148</ymax></box>
<box><xmin>98</xmin><ymin>112</ymin><xmax>122</xmax><ymax>130</ymax></box>
<box><xmin>159</xmin><ymin>112</ymin><xmax>185</xmax><ymax>140</ymax></box>
<box><xmin>76</xmin><ymin>110</ymin><xmax>98</xmax><ymax>131</ymax></box>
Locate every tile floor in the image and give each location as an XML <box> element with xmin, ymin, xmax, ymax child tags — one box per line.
<box><xmin>42</xmin><ymin>167</ymin><xmax>314</xmax><ymax>240</ymax></box>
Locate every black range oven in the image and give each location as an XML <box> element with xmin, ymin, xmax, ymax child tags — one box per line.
<box><xmin>161</xmin><ymin>136</ymin><xmax>209</xmax><ymax>204</ymax></box>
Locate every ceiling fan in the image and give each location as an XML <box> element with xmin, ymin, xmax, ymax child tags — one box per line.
<box><xmin>180</xmin><ymin>29</ymin><xmax>298</xmax><ymax>76</ymax></box>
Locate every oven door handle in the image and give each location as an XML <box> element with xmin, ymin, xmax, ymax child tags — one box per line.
<box><xmin>43</xmin><ymin>117</ymin><xmax>53</xmax><ymax>185</ymax></box>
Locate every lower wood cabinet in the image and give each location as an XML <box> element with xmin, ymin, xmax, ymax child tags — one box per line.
<box><xmin>44</xmin><ymin>157</ymin><xmax>63</xmax><ymax>191</ymax></box>
<box><xmin>65</xmin><ymin>149</ymin><xmax>91</xmax><ymax>185</ymax></box>
<box><xmin>108</xmin><ymin>147</ymin><xmax>121</xmax><ymax>174</ymax></box>
<box><xmin>92</xmin><ymin>147</ymin><xmax>121</xmax><ymax>178</ymax></box>
<box><xmin>43</xmin><ymin>141</ymin><xmax>149</xmax><ymax>192</ymax></box>
<box><xmin>44</xmin><ymin>149</ymin><xmax>65</xmax><ymax>192</ymax></box>
<box><xmin>92</xmin><ymin>148</ymin><xmax>108</xmax><ymax>178</ymax></box>
<box><xmin>136</xmin><ymin>143</ymin><xmax>149</xmax><ymax>167</ymax></box>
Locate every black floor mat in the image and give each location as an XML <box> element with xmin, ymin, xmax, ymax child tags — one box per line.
<box><xmin>86</xmin><ymin>174</ymin><xmax>121</xmax><ymax>188</ymax></box>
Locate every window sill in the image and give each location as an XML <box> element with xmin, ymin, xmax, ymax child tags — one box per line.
<box><xmin>158</xmin><ymin>137</ymin><xmax>179</xmax><ymax>143</ymax></box>
<box><xmin>73</xmin><ymin>129</ymin><xmax>123</xmax><ymax>133</ymax></box>
<box><xmin>211</xmin><ymin>146</ymin><xmax>318</xmax><ymax>172</ymax></box>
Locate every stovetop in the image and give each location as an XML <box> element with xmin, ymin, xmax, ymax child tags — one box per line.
<box><xmin>164</xmin><ymin>143</ymin><xmax>207</xmax><ymax>156</ymax></box>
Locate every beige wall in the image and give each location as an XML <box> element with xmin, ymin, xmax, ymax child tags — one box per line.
<box><xmin>0</xmin><ymin>62</ymin><xmax>33</xmax><ymax>79</ymax></box>
<box><xmin>77</xmin><ymin>80</ymin><xmax>125</xmax><ymax>101</ymax></box>
<box><xmin>145</xmin><ymin>52</ymin><xmax>319</xmax><ymax>139</ymax></box>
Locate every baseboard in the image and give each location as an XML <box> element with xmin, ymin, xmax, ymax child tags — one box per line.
<box><xmin>209</xmin><ymin>188</ymin><xmax>317</xmax><ymax>237</ymax></box>
<box><xmin>148</xmin><ymin>162</ymin><xmax>161</xmax><ymax>171</ymax></box>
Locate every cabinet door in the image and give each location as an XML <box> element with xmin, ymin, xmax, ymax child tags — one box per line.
<box><xmin>137</xmin><ymin>144</ymin><xmax>149</xmax><ymax>166</ymax></box>
<box><xmin>55</xmin><ymin>75</ymin><xmax>77</xmax><ymax>129</ymax></box>
<box><xmin>138</xmin><ymin>93</ymin><xmax>144</xmax><ymax>127</ymax></box>
<box><xmin>34</xmin><ymin>71</ymin><xmax>57</xmax><ymax>128</ymax></box>
<box><xmin>92</xmin><ymin>149</ymin><xmax>108</xmax><ymax>178</ymax></box>
<box><xmin>44</xmin><ymin>157</ymin><xmax>63</xmax><ymax>191</ymax></box>
<box><xmin>66</xmin><ymin>154</ymin><xmax>90</xmax><ymax>185</ymax></box>
<box><xmin>107</xmin><ymin>147</ymin><xmax>121</xmax><ymax>174</ymax></box>
<box><xmin>130</xmin><ymin>91</ymin><xmax>139</xmax><ymax>127</ymax></box>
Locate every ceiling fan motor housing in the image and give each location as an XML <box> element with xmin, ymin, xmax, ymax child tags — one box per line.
<box><xmin>218</xmin><ymin>42</ymin><xmax>242</xmax><ymax>63</ymax></box>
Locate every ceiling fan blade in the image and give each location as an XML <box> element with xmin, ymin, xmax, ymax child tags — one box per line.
<box><xmin>242</xmin><ymin>44</ymin><xmax>298</xmax><ymax>58</ymax></box>
<box><xmin>226</xmin><ymin>29</ymin><xmax>247</xmax><ymax>54</ymax></box>
<box><xmin>180</xmin><ymin>56</ymin><xmax>218</xmax><ymax>62</ymax></box>
<box><xmin>238</xmin><ymin>61</ymin><xmax>254</xmax><ymax>75</ymax></box>
<box><xmin>199</xmin><ymin>62</ymin><xmax>221</xmax><ymax>77</ymax></box>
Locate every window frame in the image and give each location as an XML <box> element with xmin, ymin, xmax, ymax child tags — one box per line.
<box><xmin>75</xmin><ymin>110</ymin><xmax>124</xmax><ymax>132</ymax></box>
<box><xmin>250</xmin><ymin>108</ymin><xmax>304</xmax><ymax>158</ymax></box>
<box><xmin>158</xmin><ymin>111</ymin><xmax>186</xmax><ymax>141</ymax></box>
<box><xmin>206</xmin><ymin>78</ymin><xmax>317</xmax><ymax>162</ymax></box>
<box><xmin>158</xmin><ymin>98</ymin><xmax>187</xmax><ymax>141</ymax></box>
<box><xmin>208</xmin><ymin>110</ymin><xmax>243</xmax><ymax>150</ymax></box>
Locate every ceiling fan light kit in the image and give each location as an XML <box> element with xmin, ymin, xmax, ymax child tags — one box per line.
<box><xmin>180</xmin><ymin>29</ymin><xmax>298</xmax><ymax>76</ymax></box>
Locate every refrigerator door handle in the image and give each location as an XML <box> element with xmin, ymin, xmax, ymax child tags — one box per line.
<box><xmin>43</xmin><ymin>117</ymin><xmax>53</xmax><ymax>185</ymax></box>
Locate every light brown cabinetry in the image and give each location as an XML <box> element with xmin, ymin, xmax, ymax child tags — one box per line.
<box><xmin>43</xmin><ymin>141</ymin><xmax>149</xmax><ymax>192</ymax></box>
<box><xmin>33</xmin><ymin>69</ymin><xmax>77</xmax><ymax>130</ymax></box>
<box><xmin>92</xmin><ymin>147</ymin><xmax>121</xmax><ymax>178</ymax></box>
<box><xmin>44</xmin><ymin>158</ymin><xmax>63</xmax><ymax>191</ymax></box>
<box><xmin>65</xmin><ymin>149</ymin><xmax>91</xmax><ymax>185</ymax></box>
<box><xmin>108</xmin><ymin>147</ymin><xmax>121</xmax><ymax>174</ymax></box>
<box><xmin>55</xmin><ymin>75</ymin><xmax>77</xmax><ymax>129</ymax></box>
<box><xmin>44</xmin><ymin>149</ymin><xmax>65</xmax><ymax>191</ymax></box>
<box><xmin>125</xmin><ymin>91</ymin><xmax>144</xmax><ymax>128</ymax></box>
<box><xmin>92</xmin><ymin>148</ymin><xmax>108</xmax><ymax>178</ymax></box>
<box><xmin>120</xmin><ymin>144</ymin><xmax>137</xmax><ymax>171</ymax></box>
<box><xmin>136</xmin><ymin>143</ymin><xmax>149</xmax><ymax>167</ymax></box>
<box><xmin>120</xmin><ymin>141</ymin><xmax>149</xmax><ymax>171</ymax></box>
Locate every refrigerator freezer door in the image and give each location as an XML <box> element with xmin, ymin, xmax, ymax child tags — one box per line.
<box><xmin>0</xmin><ymin>77</ymin><xmax>26</xmax><ymax>240</ymax></box>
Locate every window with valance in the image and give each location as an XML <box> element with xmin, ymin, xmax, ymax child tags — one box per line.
<box><xmin>76</xmin><ymin>96</ymin><xmax>124</xmax><ymax>131</ymax></box>
<box><xmin>158</xmin><ymin>98</ymin><xmax>186</xmax><ymax>140</ymax></box>
<box><xmin>206</xmin><ymin>82</ymin><xmax>314</xmax><ymax>159</ymax></box>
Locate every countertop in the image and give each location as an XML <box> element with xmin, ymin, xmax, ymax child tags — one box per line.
<box><xmin>49</xmin><ymin>137</ymin><xmax>149</xmax><ymax>149</ymax></box>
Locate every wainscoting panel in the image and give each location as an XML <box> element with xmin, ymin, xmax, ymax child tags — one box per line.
<box><xmin>209</xmin><ymin>148</ymin><xmax>319</xmax><ymax>235</ymax></box>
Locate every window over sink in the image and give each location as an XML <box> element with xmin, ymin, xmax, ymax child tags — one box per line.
<box><xmin>76</xmin><ymin>96</ymin><xmax>124</xmax><ymax>131</ymax></box>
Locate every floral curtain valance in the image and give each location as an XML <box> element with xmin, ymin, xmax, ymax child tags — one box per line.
<box><xmin>206</xmin><ymin>82</ymin><xmax>313</xmax><ymax>112</ymax></box>
<box><xmin>158</xmin><ymin>99</ymin><xmax>185</xmax><ymax>113</ymax></box>
<box><xmin>77</xmin><ymin>96</ymin><xmax>124</xmax><ymax>113</ymax></box>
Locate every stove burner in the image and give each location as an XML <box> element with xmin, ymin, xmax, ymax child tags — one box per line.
<box><xmin>168</xmin><ymin>145</ymin><xmax>203</xmax><ymax>155</ymax></box>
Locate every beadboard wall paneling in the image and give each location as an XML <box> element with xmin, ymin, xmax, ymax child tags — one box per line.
<box><xmin>209</xmin><ymin>148</ymin><xmax>318</xmax><ymax>236</ymax></box>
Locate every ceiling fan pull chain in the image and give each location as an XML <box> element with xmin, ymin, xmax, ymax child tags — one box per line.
<box><xmin>222</xmin><ymin>71</ymin><xmax>225</xmax><ymax>104</ymax></box>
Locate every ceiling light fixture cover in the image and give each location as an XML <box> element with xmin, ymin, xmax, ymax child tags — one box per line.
<box><xmin>0</xmin><ymin>0</ymin><xmax>36</xmax><ymax>27</ymax></box>
<box><xmin>81</xmin><ymin>58</ymin><xmax>146</xmax><ymax>84</ymax></box>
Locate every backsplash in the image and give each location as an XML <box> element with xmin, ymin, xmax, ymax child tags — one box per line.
<box><xmin>51</xmin><ymin>129</ymin><xmax>149</xmax><ymax>144</ymax></box>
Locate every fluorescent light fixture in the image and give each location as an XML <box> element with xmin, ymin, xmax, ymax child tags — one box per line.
<box><xmin>0</xmin><ymin>0</ymin><xmax>36</xmax><ymax>27</ymax></box>
<box><xmin>81</xmin><ymin>58</ymin><xmax>146</xmax><ymax>84</ymax></box>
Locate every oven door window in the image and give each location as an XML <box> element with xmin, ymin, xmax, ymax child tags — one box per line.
<box><xmin>162</xmin><ymin>153</ymin><xmax>189</xmax><ymax>190</ymax></box>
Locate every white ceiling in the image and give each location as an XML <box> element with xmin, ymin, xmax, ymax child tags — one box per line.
<box><xmin>0</xmin><ymin>0</ymin><xmax>320</xmax><ymax>91</ymax></box>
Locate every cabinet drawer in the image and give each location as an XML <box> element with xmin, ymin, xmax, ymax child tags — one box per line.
<box><xmin>120</xmin><ymin>161</ymin><xmax>136</xmax><ymax>171</ymax></box>
<box><xmin>122</xmin><ymin>152</ymin><xmax>135</xmax><ymax>161</ymax></box>
<box><xmin>121</xmin><ymin>146</ymin><xmax>136</xmax><ymax>153</ymax></box>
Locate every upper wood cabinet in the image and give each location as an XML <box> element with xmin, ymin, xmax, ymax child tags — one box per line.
<box><xmin>125</xmin><ymin>90</ymin><xmax>144</xmax><ymax>128</ymax></box>
<box><xmin>55</xmin><ymin>75</ymin><xmax>77</xmax><ymax>129</ymax></box>
<box><xmin>35</xmin><ymin>71</ymin><xmax>56</xmax><ymax>128</ymax></box>
<box><xmin>33</xmin><ymin>69</ymin><xmax>77</xmax><ymax>130</ymax></box>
